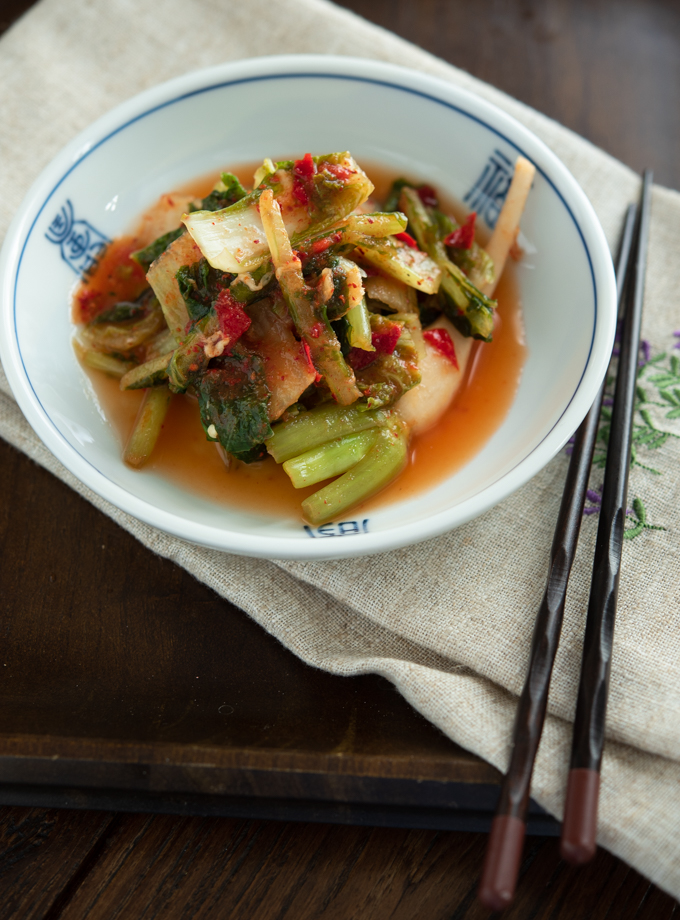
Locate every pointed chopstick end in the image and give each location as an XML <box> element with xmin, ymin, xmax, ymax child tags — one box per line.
<box><xmin>560</xmin><ymin>768</ymin><xmax>600</xmax><ymax>865</ymax></box>
<box><xmin>478</xmin><ymin>814</ymin><xmax>526</xmax><ymax>911</ymax></box>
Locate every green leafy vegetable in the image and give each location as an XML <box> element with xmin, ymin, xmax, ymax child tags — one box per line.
<box><xmin>120</xmin><ymin>352</ymin><xmax>174</xmax><ymax>391</ymax></box>
<box><xmin>166</xmin><ymin>313</ymin><xmax>218</xmax><ymax>393</ymax></box>
<box><xmin>355</xmin><ymin>315</ymin><xmax>421</xmax><ymax>409</ymax></box>
<box><xmin>194</xmin><ymin>344</ymin><xmax>272</xmax><ymax>455</ymax></box>
<box><xmin>92</xmin><ymin>289</ymin><xmax>155</xmax><ymax>324</ymax></box>
<box><xmin>229</xmin><ymin>262</ymin><xmax>275</xmax><ymax>304</ymax></box>
<box><xmin>123</xmin><ymin>385</ymin><xmax>172</xmax><ymax>468</ymax></box>
<box><xmin>131</xmin><ymin>228</ymin><xmax>185</xmax><ymax>272</ymax></box>
<box><xmin>176</xmin><ymin>258</ymin><xmax>233</xmax><ymax>322</ymax></box>
<box><xmin>383</xmin><ymin>179</ymin><xmax>414</xmax><ymax>213</ymax></box>
<box><xmin>353</xmin><ymin>236</ymin><xmax>441</xmax><ymax>294</ymax></box>
<box><xmin>283</xmin><ymin>429</ymin><xmax>379</xmax><ymax>488</ymax></box>
<box><xmin>80</xmin><ymin>295</ymin><xmax>165</xmax><ymax>355</ymax></box>
<box><xmin>199</xmin><ymin>172</ymin><xmax>248</xmax><ymax>211</ymax></box>
<box><xmin>301</xmin><ymin>421</ymin><xmax>408</xmax><ymax>524</ymax></box>
<box><xmin>399</xmin><ymin>187</ymin><xmax>496</xmax><ymax>341</ymax></box>
<box><xmin>266</xmin><ymin>402</ymin><xmax>392</xmax><ymax>464</ymax></box>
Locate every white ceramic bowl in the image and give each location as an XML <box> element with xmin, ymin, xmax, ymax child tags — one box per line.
<box><xmin>0</xmin><ymin>55</ymin><xmax>616</xmax><ymax>560</ymax></box>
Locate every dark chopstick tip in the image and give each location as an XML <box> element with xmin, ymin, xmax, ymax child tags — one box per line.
<box><xmin>478</xmin><ymin>815</ymin><xmax>526</xmax><ymax>911</ymax></box>
<box><xmin>560</xmin><ymin>768</ymin><xmax>600</xmax><ymax>865</ymax></box>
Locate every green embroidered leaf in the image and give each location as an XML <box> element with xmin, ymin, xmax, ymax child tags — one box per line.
<box><xmin>623</xmin><ymin>523</ymin><xmax>644</xmax><ymax>540</ymax></box>
<box><xmin>649</xmin><ymin>373</ymin><xmax>679</xmax><ymax>388</ymax></box>
<box><xmin>623</xmin><ymin>496</ymin><xmax>666</xmax><ymax>539</ymax></box>
<box><xmin>659</xmin><ymin>389</ymin><xmax>680</xmax><ymax>406</ymax></box>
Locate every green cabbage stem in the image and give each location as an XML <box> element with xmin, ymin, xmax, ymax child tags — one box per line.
<box><xmin>266</xmin><ymin>403</ymin><xmax>392</xmax><ymax>464</ymax></box>
<box><xmin>283</xmin><ymin>429</ymin><xmax>379</xmax><ymax>489</ymax></box>
<box><xmin>301</xmin><ymin>423</ymin><xmax>408</xmax><ymax>524</ymax></box>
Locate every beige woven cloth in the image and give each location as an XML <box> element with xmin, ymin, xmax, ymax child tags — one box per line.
<box><xmin>2</xmin><ymin>0</ymin><xmax>680</xmax><ymax>898</ymax></box>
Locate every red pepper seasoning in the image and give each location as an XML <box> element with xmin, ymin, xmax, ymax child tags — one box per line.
<box><xmin>347</xmin><ymin>347</ymin><xmax>377</xmax><ymax>371</ymax></box>
<box><xmin>292</xmin><ymin>182</ymin><xmax>309</xmax><ymax>206</ymax></box>
<box><xmin>324</xmin><ymin>163</ymin><xmax>353</xmax><ymax>181</ymax></box>
<box><xmin>294</xmin><ymin>152</ymin><xmax>316</xmax><ymax>179</ymax></box>
<box><xmin>347</xmin><ymin>322</ymin><xmax>402</xmax><ymax>371</ymax></box>
<box><xmin>293</xmin><ymin>153</ymin><xmax>316</xmax><ymax>207</ymax></box>
<box><xmin>214</xmin><ymin>289</ymin><xmax>251</xmax><ymax>343</ymax></box>
<box><xmin>444</xmin><ymin>212</ymin><xmax>477</xmax><ymax>250</ymax></box>
<box><xmin>394</xmin><ymin>231</ymin><xmax>419</xmax><ymax>249</ymax></box>
<box><xmin>302</xmin><ymin>341</ymin><xmax>322</xmax><ymax>382</ymax></box>
<box><xmin>423</xmin><ymin>327</ymin><xmax>459</xmax><ymax>368</ymax></box>
<box><xmin>417</xmin><ymin>185</ymin><xmax>438</xmax><ymax>208</ymax></box>
<box><xmin>305</xmin><ymin>233</ymin><xmax>343</xmax><ymax>257</ymax></box>
<box><xmin>371</xmin><ymin>325</ymin><xmax>402</xmax><ymax>355</ymax></box>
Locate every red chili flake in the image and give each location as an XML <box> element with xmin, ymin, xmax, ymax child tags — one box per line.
<box><xmin>302</xmin><ymin>341</ymin><xmax>322</xmax><ymax>382</ymax></box>
<box><xmin>294</xmin><ymin>152</ymin><xmax>316</xmax><ymax>179</ymax></box>
<box><xmin>293</xmin><ymin>153</ymin><xmax>316</xmax><ymax>207</ymax></box>
<box><xmin>292</xmin><ymin>181</ymin><xmax>309</xmax><ymax>206</ymax></box>
<box><xmin>372</xmin><ymin>324</ymin><xmax>402</xmax><ymax>355</ymax></box>
<box><xmin>347</xmin><ymin>347</ymin><xmax>377</xmax><ymax>371</ymax></box>
<box><xmin>325</xmin><ymin>163</ymin><xmax>353</xmax><ymax>181</ymax></box>
<box><xmin>306</xmin><ymin>232</ymin><xmax>343</xmax><ymax>256</ymax></box>
<box><xmin>424</xmin><ymin>327</ymin><xmax>459</xmax><ymax>368</ymax></box>
<box><xmin>214</xmin><ymin>289</ymin><xmax>251</xmax><ymax>342</ymax></box>
<box><xmin>189</xmin><ymin>363</ymin><xmax>199</xmax><ymax>372</ymax></box>
<box><xmin>347</xmin><ymin>322</ymin><xmax>402</xmax><ymax>371</ymax></box>
<box><xmin>417</xmin><ymin>185</ymin><xmax>438</xmax><ymax>207</ymax></box>
<box><xmin>395</xmin><ymin>232</ymin><xmax>418</xmax><ymax>249</ymax></box>
<box><xmin>253</xmin><ymin>238</ymin><xmax>260</xmax><ymax>244</ymax></box>
<box><xmin>309</xmin><ymin>322</ymin><xmax>323</xmax><ymax>339</ymax></box>
<box><xmin>75</xmin><ymin>287</ymin><xmax>101</xmax><ymax>322</ymax></box>
<box><xmin>444</xmin><ymin>212</ymin><xmax>477</xmax><ymax>250</ymax></box>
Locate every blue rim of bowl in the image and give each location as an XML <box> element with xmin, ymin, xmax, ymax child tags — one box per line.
<box><xmin>5</xmin><ymin>62</ymin><xmax>611</xmax><ymax>558</ymax></box>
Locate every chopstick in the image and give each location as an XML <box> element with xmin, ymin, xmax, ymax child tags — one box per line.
<box><xmin>477</xmin><ymin>202</ymin><xmax>638</xmax><ymax>913</ymax></box>
<box><xmin>560</xmin><ymin>169</ymin><xmax>653</xmax><ymax>865</ymax></box>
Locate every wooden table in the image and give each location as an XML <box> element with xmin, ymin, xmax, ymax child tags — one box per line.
<box><xmin>2</xmin><ymin>1</ymin><xmax>679</xmax><ymax>916</ymax></box>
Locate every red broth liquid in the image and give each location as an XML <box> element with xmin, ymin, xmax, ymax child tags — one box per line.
<box><xmin>74</xmin><ymin>163</ymin><xmax>526</xmax><ymax>520</ymax></box>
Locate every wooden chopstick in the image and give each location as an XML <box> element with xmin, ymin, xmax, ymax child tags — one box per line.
<box><xmin>560</xmin><ymin>169</ymin><xmax>653</xmax><ymax>866</ymax></box>
<box><xmin>477</xmin><ymin>203</ymin><xmax>638</xmax><ymax>913</ymax></box>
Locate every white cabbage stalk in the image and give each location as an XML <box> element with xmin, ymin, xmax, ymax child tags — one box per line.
<box><xmin>183</xmin><ymin>154</ymin><xmax>374</xmax><ymax>275</ymax></box>
<box><xmin>183</xmin><ymin>200</ymin><xmax>277</xmax><ymax>274</ymax></box>
<box><xmin>184</xmin><ymin>171</ymin><xmax>307</xmax><ymax>273</ymax></box>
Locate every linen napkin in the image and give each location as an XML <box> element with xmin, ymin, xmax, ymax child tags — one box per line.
<box><xmin>2</xmin><ymin>0</ymin><xmax>680</xmax><ymax>899</ymax></box>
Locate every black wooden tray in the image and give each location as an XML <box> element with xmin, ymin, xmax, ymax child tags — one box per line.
<box><xmin>0</xmin><ymin>438</ymin><xmax>557</xmax><ymax>835</ymax></box>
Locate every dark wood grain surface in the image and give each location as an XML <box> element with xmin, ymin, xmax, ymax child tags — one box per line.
<box><xmin>2</xmin><ymin>0</ymin><xmax>679</xmax><ymax>916</ymax></box>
